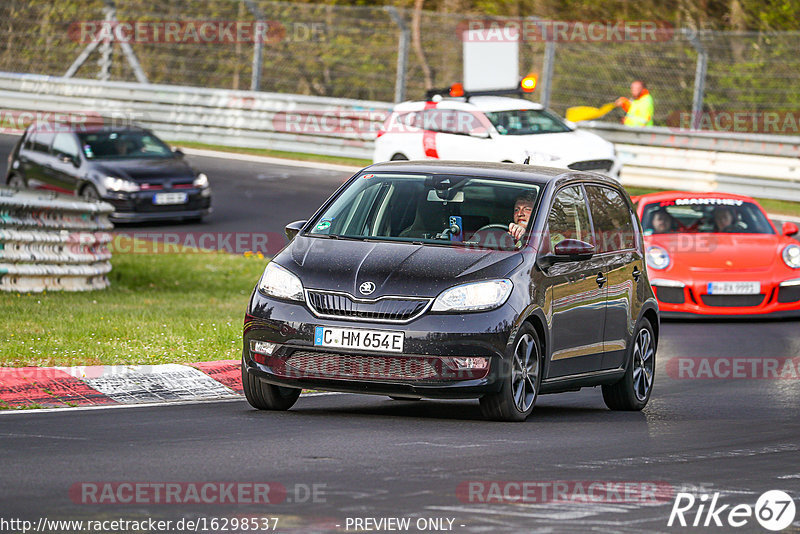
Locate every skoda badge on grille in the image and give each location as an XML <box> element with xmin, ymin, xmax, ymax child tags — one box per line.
<box><xmin>359</xmin><ymin>281</ymin><xmax>376</xmax><ymax>295</ymax></box>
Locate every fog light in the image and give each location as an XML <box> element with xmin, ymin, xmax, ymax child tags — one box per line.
<box><xmin>250</xmin><ymin>340</ymin><xmax>276</xmax><ymax>356</ymax></box>
<box><xmin>442</xmin><ymin>356</ymin><xmax>489</xmax><ymax>371</ymax></box>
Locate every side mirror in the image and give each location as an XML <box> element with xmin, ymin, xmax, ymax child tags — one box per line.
<box><xmin>60</xmin><ymin>154</ymin><xmax>79</xmax><ymax>166</ymax></box>
<box><xmin>469</xmin><ymin>129</ymin><xmax>490</xmax><ymax>139</ymax></box>
<box><xmin>285</xmin><ymin>220</ymin><xmax>307</xmax><ymax>241</ymax></box>
<box><xmin>172</xmin><ymin>147</ymin><xmax>185</xmax><ymax>157</ymax></box>
<box><xmin>782</xmin><ymin>221</ymin><xmax>799</xmax><ymax>236</ymax></box>
<box><xmin>540</xmin><ymin>239</ymin><xmax>595</xmax><ymax>267</ymax></box>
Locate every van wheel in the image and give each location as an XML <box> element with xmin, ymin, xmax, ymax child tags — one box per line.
<box><xmin>480</xmin><ymin>323</ymin><xmax>541</xmax><ymax>422</ymax></box>
<box><xmin>7</xmin><ymin>174</ymin><xmax>25</xmax><ymax>188</ymax></box>
<box><xmin>602</xmin><ymin>318</ymin><xmax>655</xmax><ymax>411</ymax></box>
<box><xmin>241</xmin><ymin>354</ymin><xmax>301</xmax><ymax>411</ymax></box>
<box><xmin>81</xmin><ymin>184</ymin><xmax>100</xmax><ymax>201</ymax></box>
<box><xmin>390</xmin><ymin>153</ymin><xmax>408</xmax><ymax>161</ymax></box>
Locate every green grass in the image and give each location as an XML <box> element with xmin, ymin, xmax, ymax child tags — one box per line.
<box><xmin>0</xmin><ymin>249</ymin><xmax>266</xmax><ymax>368</ymax></box>
<box><xmin>173</xmin><ymin>140</ymin><xmax>371</xmax><ymax>168</ymax></box>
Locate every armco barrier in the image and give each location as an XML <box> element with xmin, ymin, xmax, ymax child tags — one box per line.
<box><xmin>1</xmin><ymin>72</ymin><xmax>798</xmax><ymax>200</ymax></box>
<box><xmin>579</xmin><ymin>122</ymin><xmax>800</xmax><ymax>201</ymax></box>
<box><xmin>0</xmin><ymin>71</ymin><xmax>391</xmax><ymax>160</ymax></box>
<box><xmin>0</xmin><ymin>188</ymin><xmax>114</xmax><ymax>292</ymax></box>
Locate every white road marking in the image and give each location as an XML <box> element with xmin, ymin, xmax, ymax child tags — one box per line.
<box><xmin>180</xmin><ymin>147</ymin><xmax>361</xmax><ymax>173</ymax></box>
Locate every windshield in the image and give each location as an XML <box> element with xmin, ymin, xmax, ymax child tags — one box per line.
<box><xmin>642</xmin><ymin>198</ymin><xmax>775</xmax><ymax>235</ymax></box>
<box><xmin>307</xmin><ymin>173</ymin><xmax>541</xmax><ymax>250</ymax></box>
<box><xmin>484</xmin><ymin>109</ymin><xmax>572</xmax><ymax>135</ymax></box>
<box><xmin>76</xmin><ymin>130</ymin><xmax>173</xmax><ymax>160</ymax></box>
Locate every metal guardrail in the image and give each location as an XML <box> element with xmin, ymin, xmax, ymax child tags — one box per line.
<box><xmin>0</xmin><ymin>188</ymin><xmax>114</xmax><ymax>292</ymax></box>
<box><xmin>0</xmin><ymin>71</ymin><xmax>391</xmax><ymax>159</ymax></box>
<box><xmin>1</xmin><ymin>72</ymin><xmax>798</xmax><ymax>200</ymax></box>
<box><xmin>580</xmin><ymin>122</ymin><xmax>800</xmax><ymax>201</ymax></box>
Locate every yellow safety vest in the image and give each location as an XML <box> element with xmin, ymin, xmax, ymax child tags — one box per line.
<box><xmin>624</xmin><ymin>93</ymin><xmax>654</xmax><ymax>127</ymax></box>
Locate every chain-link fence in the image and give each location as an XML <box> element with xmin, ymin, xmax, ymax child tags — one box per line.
<box><xmin>2</xmin><ymin>0</ymin><xmax>800</xmax><ymax>130</ymax></box>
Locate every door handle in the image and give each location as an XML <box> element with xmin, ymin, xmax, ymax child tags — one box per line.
<box><xmin>596</xmin><ymin>272</ymin><xmax>607</xmax><ymax>288</ymax></box>
<box><xmin>632</xmin><ymin>267</ymin><xmax>641</xmax><ymax>281</ymax></box>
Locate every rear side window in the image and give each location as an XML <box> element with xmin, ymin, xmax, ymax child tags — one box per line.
<box><xmin>585</xmin><ymin>185</ymin><xmax>635</xmax><ymax>252</ymax></box>
<box><xmin>52</xmin><ymin>133</ymin><xmax>80</xmax><ymax>159</ymax></box>
<box><xmin>546</xmin><ymin>186</ymin><xmax>593</xmax><ymax>252</ymax></box>
<box><xmin>420</xmin><ymin>109</ymin><xmax>485</xmax><ymax>135</ymax></box>
<box><xmin>31</xmin><ymin>131</ymin><xmax>54</xmax><ymax>153</ymax></box>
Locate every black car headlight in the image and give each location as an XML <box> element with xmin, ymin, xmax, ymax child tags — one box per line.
<box><xmin>258</xmin><ymin>262</ymin><xmax>304</xmax><ymax>301</ymax></box>
<box><xmin>431</xmin><ymin>279</ymin><xmax>512</xmax><ymax>312</ymax></box>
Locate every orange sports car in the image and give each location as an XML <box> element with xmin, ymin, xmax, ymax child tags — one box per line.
<box><xmin>633</xmin><ymin>191</ymin><xmax>800</xmax><ymax>318</ymax></box>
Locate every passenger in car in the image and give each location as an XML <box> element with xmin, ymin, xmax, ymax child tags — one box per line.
<box><xmin>651</xmin><ymin>208</ymin><xmax>677</xmax><ymax>234</ymax></box>
<box><xmin>713</xmin><ymin>206</ymin><xmax>739</xmax><ymax>232</ymax></box>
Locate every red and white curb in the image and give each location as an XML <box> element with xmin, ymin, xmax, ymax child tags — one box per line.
<box><xmin>0</xmin><ymin>360</ymin><xmax>243</xmax><ymax>409</ymax></box>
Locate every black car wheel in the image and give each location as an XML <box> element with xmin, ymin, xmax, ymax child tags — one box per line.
<box><xmin>241</xmin><ymin>354</ymin><xmax>301</xmax><ymax>411</ymax></box>
<box><xmin>480</xmin><ymin>323</ymin><xmax>541</xmax><ymax>422</ymax></box>
<box><xmin>602</xmin><ymin>317</ymin><xmax>655</xmax><ymax>411</ymax></box>
<box><xmin>7</xmin><ymin>174</ymin><xmax>25</xmax><ymax>188</ymax></box>
<box><xmin>81</xmin><ymin>184</ymin><xmax>100</xmax><ymax>201</ymax></box>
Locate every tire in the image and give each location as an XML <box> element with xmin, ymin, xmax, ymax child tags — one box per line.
<box><xmin>241</xmin><ymin>354</ymin><xmax>301</xmax><ymax>411</ymax></box>
<box><xmin>602</xmin><ymin>318</ymin><xmax>656</xmax><ymax>411</ymax></box>
<box><xmin>390</xmin><ymin>153</ymin><xmax>408</xmax><ymax>161</ymax></box>
<box><xmin>7</xmin><ymin>174</ymin><xmax>25</xmax><ymax>188</ymax></box>
<box><xmin>480</xmin><ymin>323</ymin><xmax>542</xmax><ymax>422</ymax></box>
<box><xmin>81</xmin><ymin>184</ymin><xmax>100</xmax><ymax>202</ymax></box>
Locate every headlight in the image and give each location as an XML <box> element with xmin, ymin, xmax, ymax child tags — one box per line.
<box><xmin>193</xmin><ymin>172</ymin><xmax>209</xmax><ymax>188</ymax></box>
<box><xmin>431</xmin><ymin>279</ymin><xmax>512</xmax><ymax>312</ymax></box>
<box><xmin>782</xmin><ymin>244</ymin><xmax>800</xmax><ymax>269</ymax></box>
<box><xmin>646</xmin><ymin>246</ymin><xmax>670</xmax><ymax>270</ymax></box>
<box><xmin>257</xmin><ymin>262</ymin><xmax>304</xmax><ymax>301</ymax></box>
<box><xmin>103</xmin><ymin>176</ymin><xmax>140</xmax><ymax>192</ymax></box>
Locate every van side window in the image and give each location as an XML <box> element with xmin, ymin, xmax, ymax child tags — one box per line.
<box><xmin>31</xmin><ymin>132</ymin><xmax>54</xmax><ymax>153</ymax></box>
<box><xmin>52</xmin><ymin>133</ymin><xmax>80</xmax><ymax>159</ymax></box>
<box><xmin>546</xmin><ymin>186</ymin><xmax>593</xmax><ymax>252</ymax></box>
<box><xmin>585</xmin><ymin>185</ymin><xmax>635</xmax><ymax>252</ymax></box>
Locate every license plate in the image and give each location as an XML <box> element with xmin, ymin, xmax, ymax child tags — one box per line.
<box><xmin>153</xmin><ymin>192</ymin><xmax>188</xmax><ymax>205</ymax></box>
<box><xmin>707</xmin><ymin>282</ymin><xmax>761</xmax><ymax>295</ymax></box>
<box><xmin>314</xmin><ymin>326</ymin><xmax>404</xmax><ymax>353</ymax></box>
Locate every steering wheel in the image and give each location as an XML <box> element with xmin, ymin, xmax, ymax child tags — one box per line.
<box><xmin>475</xmin><ymin>223</ymin><xmax>510</xmax><ymax>233</ymax></box>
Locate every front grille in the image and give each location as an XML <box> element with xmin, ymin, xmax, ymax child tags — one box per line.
<box><xmin>656</xmin><ymin>286</ymin><xmax>685</xmax><ymax>304</ymax></box>
<box><xmin>778</xmin><ymin>286</ymin><xmax>800</xmax><ymax>303</ymax></box>
<box><xmin>284</xmin><ymin>351</ymin><xmax>440</xmax><ymax>381</ymax></box>
<box><xmin>700</xmin><ymin>294</ymin><xmax>765</xmax><ymax>307</ymax></box>
<box><xmin>567</xmin><ymin>159</ymin><xmax>614</xmax><ymax>172</ymax></box>
<box><xmin>306</xmin><ymin>290</ymin><xmax>431</xmax><ymax>323</ymax></box>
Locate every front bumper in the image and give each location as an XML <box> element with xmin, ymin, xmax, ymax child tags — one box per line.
<box><xmin>243</xmin><ymin>290</ymin><xmax>517</xmax><ymax>398</ymax></box>
<box><xmin>104</xmin><ymin>189</ymin><xmax>212</xmax><ymax>222</ymax></box>
<box><xmin>652</xmin><ymin>277</ymin><xmax>800</xmax><ymax>318</ymax></box>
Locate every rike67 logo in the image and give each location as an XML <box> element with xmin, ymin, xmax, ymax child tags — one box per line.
<box><xmin>668</xmin><ymin>490</ymin><xmax>796</xmax><ymax>531</ymax></box>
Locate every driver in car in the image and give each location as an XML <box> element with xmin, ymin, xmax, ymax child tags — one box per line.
<box><xmin>508</xmin><ymin>194</ymin><xmax>535</xmax><ymax>241</ymax></box>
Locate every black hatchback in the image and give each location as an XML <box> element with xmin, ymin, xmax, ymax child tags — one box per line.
<box><xmin>5</xmin><ymin>125</ymin><xmax>212</xmax><ymax>222</ymax></box>
<box><xmin>243</xmin><ymin>161</ymin><xmax>659</xmax><ymax>421</ymax></box>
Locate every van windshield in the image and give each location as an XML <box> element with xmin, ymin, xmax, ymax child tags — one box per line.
<box><xmin>307</xmin><ymin>173</ymin><xmax>541</xmax><ymax>251</ymax></box>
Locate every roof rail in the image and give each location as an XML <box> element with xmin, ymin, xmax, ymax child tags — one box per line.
<box><xmin>424</xmin><ymin>87</ymin><xmax>525</xmax><ymax>102</ymax></box>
